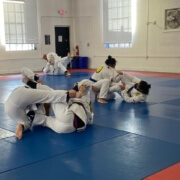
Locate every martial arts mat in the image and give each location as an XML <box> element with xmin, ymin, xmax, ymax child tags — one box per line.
<box><xmin>0</xmin><ymin>128</ymin><xmax>14</xmax><ymax>139</ymax></box>
<box><xmin>144</xmin><ymin>162</ymin><xmax>180</xmax><ymax>180</ymax></box>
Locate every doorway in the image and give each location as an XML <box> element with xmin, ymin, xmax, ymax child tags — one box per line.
<box><xmin>55</xmin><ymin>27</ymin><xmax>70</xmax><ymax>57</ymax></box>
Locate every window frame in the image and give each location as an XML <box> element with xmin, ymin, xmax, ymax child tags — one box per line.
<box><xmin>3</xmin><ymin>0</ymin><xmax>38</xmax><ymax>51</ymax></box>
<box><xmin>103</xmin><ymin>0</ymin><xmax>133</xmax><ymax>48</ymax></box>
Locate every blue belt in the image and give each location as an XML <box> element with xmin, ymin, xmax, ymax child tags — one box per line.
<box><xmin>89</xmin><ymin>77</ymin><xmax>97</xmax><ymax>82</ymax></box>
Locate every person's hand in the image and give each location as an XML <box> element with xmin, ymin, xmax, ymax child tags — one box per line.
<box><xmin>117</xmin><ymin>70</ymin><xmax>123</xmax><ymax>75</ymax></box>
<box><xmin>22</xmin><ymin>76</ymin><xmax>30</xmax><ymax>84</ymax></box>
<box><xmin>120</xmin><ymin>82</ymin><xmax>126</xmax><ymax>90</ymax></box>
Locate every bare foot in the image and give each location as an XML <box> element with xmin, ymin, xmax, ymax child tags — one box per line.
<box><xmin>66</xmin><ymin>71</ymin><xmax>71</xmax><ymax>77</ymax></box>
<box><xmin>67</xmin><ymin>52</ymin><xmax>71</xmax><ymax>59</ymax></box>
<box><xmin>15</xmin><ymin>124</ymin><xmax>24</xmax><ymax>139</ymax></box>
<box><xmin>71</xmin><ymin>50</ymin><xmax>76</xmax><ymax>58</ymax></box>
<box><xmin>98</xmin><ymin>98</ymin><xmax>108</xmax><ymax>104</ymax></box>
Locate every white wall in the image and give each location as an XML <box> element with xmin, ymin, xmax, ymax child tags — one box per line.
<box><xmin>0</xmin><ymin>0</ymin><xmax>180</xmax><ymax>74</ymax></box>
<box><xmin>72</xmin><ymin>0</ymin><xmax>180</xmax><ymax>73</ymax></box>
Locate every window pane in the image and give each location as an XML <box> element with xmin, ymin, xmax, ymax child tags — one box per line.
<box><xmin>8</xmin><ymin>3</ymin><xmax>14</xmax><ymax>12</ymax></box>
<box><xmin>17</xmin><ymin>34</ymin><xmax>23</xmax><ymax>43</ymax></box>
<box><xmin>10</xmin><ymin>44</ymin><xmax>17</xmax><ymax>50</ymax></box>
<box><xmin>9</xmin><ymin>12</ymin><xmax>16</xmax><ymax>23</ymax></box>
<box><xmin>16</xmin><ymin>24</ymin><xmax>22</xmax><ymax>34</ymax></box>
<box><xmin>15</xmin><ymin>4</ymin><xmax>23</xmax><ymax>12</ymax></box>
<box><xmin>4</xmin><ymin>12</ymin><xmax>8</xmax><ymax>22</ymax></box>
<box><xmin>9</xmin><ymin>24</ymin><xmax>16</xmax><ymax>34</ymax></box>
<box><xmin>4</xmin><ymin>24</ymin><xmax>9</xmax><ymax>34</ymax></box>
<box><xmin>5</xmin><ymin>34</ymin><xmax>10</xmax><ymax>43</ymax></box>
<box><xmin>9</xmin><ymin>35</ymin><xmax>17</xmax><ymax>43</ymax></box>
<box><xmin>16</xmin><ymin>13</ymin><xmax>23</xmax><ymax>23</ymax></box>
<box><xmin>16</xmin><ymin>44</ymin><xmax>22</xmax><ymax>50</ymax></box>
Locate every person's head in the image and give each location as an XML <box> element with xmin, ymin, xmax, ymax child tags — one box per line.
<box><xmin>136</xmin><ymin>81</ymin><xmax>151</xmax><ymax>95</ymax></box>
<box><xmin>105</xmin><ymin>55</ymin><xmax>117</xmax><ymax>68</ymax></box>
<box><xmin>42</xmin><ymin>54</ymin><xmax>48</xmax><ymax>61</ymax></box>
<box><xmin>46</xmin><ymin>54</ymin><xmax>55</xmax><ymax>65</ymax></box>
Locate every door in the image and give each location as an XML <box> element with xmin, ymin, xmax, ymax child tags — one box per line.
<box><xmin>55</xmin><ymin>27</ymin><xmax>70</xmax><ymax>57</ymax></box>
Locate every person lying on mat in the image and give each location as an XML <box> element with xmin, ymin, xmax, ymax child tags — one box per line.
<box><xmin>42</xmin><ymin>51</ymin><xmax>76</xmax><ymax>77</ymax></box>
<box><xmin>119</xmin><ymin>73</ymin><xmax>151</xmax><ymax>103</ymax></box>
<box><xmin>12</xmin><ymin>68</ymin><xmax>94</xmax><ymax>139</ymax></box>
<box><xmin>4</xmin><ymin>69</ymin><xmax>81</xmax><ymax>139</ymax></box>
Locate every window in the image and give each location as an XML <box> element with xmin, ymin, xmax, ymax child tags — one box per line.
<box><xmin>3</xmin><ymin>0</ymin><xmax>38</xmax><ymax>51</ymax></box>
<box><xmin>103</xmin><ymin>0</ymin><xmax>134</xmax><ymax>48</ymax></box>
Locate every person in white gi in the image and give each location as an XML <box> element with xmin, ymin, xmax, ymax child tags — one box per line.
<box><xmin>13</xmin><ymin>68</ymin><xmax>94</xmax><ymax>139</ymax></box>
<box><xmin>73</xmin><ymin>78</ymin><xmax>111</xmax><ymax>104</ymax></box>
<box><xmin>90</xmin><ymin>55</ymin><xmax>125</xmax><ymax>101</ymax></box>
<box><xmin>42</xmin><ymin>51</ymin><xmax>75</xmax><ymax>76</ymax></box>
<box><xmin>90</xmin><ymin>55</ymin><xmax>151</xmax><ymax>103</ymax></box>
<box><xmin>120</xmin><ymin>73</ymin><xmax>151</xmax><ymax>103</ymax></box>
<box><xmin>4</xmin><ymin>69</ymin><xmax>78</xmax><ymax>139</ymax></box>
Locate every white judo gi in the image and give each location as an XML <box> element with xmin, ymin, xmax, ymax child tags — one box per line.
<box><xmin>78</xmin><ymin>78</ymin><xmax>110</xmax><ymax>100</ymax></box>
<box><xmin>21</xmin><ymin>68</ymin><xmax>94</xmax><ymax>133</ymax></box>
<box><xmin>43</xmin><ymin>52</ymin><xmax>72</xmax><ymax>75</ymax></box>
<box><xmin>90</xmin><ymin>64</ymin><xmax>123</xmax><ymax>99</ymax></box>
<box><xmin>31</xmin><ymin>82</ymin><xmax>94</xmax><ymax>133</ymax></box>
<box><xmin>4</xmin><ymin>85</ymin><xmax>69</xmax><ymax>129</ymax></box>
<box><xmin>90</xmin><ymin>65</ymin><xmax>149</xmax><ymax>102</ymax></box>
<box><xmin>120</xmin><ymin>73</ymin><xmax>148</xmax><ymax>103</ymax></box>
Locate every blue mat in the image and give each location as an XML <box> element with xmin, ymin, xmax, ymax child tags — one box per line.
<box><xmin>0</xmin><ymin>72</ymin><xmax>180</xmax><ymax>180</ymax></box>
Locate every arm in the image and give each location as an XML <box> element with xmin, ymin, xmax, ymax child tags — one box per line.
<box><xmin>76</xmin><ymin>85</ymin><xmax>86</xmax><ymax>98</ymax></box>
<box><xmin>113</xmin><ymin>70</ymin><xmax>123</xmax><ymax>82</ymax></box>
<box><xmin>121</xmin><ymin>73</ymin><xmax>141</xmax><ymax>84</ymax></box>
<box><xmin>43</xmin><ymin>62</ymin><xmax>51</xmax><ymax>73</ymax></box>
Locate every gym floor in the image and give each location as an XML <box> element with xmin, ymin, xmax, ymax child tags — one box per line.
<box><xmin>0</xmin><ymin>69</ymin><xmax>180</xmax><ymax>180</ymax></box>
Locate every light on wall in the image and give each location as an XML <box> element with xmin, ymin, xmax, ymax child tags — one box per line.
<box><xmin>59</xmin><ymin>9</ymin><xmax>66</xmax><ymax>15</ymax></box>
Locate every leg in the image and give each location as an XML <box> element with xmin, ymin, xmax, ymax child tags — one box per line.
<box><xmin>32</xmin><ymin>111</ymin><xmax>75</xmax><ymax>133</ymax></box>
<box><xmin>92</xmin><ymin>79</ymin><xmax>110</xmax><ymax>104</ymax></box>
<box><xmin>8</xmin><ymin>86</ymin><xmax>67</xmax><ymax>107</ymax></box>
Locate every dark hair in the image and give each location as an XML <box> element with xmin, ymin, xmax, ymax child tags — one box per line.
<box><xmin>105</xmin><ymin>55</ymin><xmax>116</xmax><ymax>66</ymax></box>
<box><xmin>72</xmin><ymin>83</ymin><xmax>79</xmax><ymax>91</ymax></box>
<box><xmin>139</xmin><ymin>81</ymin><xmax>151</xmax><ymax>95</ymax></box>
<box><xmin>42</xmin><ymin>54</ymin><xmax>47</xmax><ymax>59</ymax></box>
